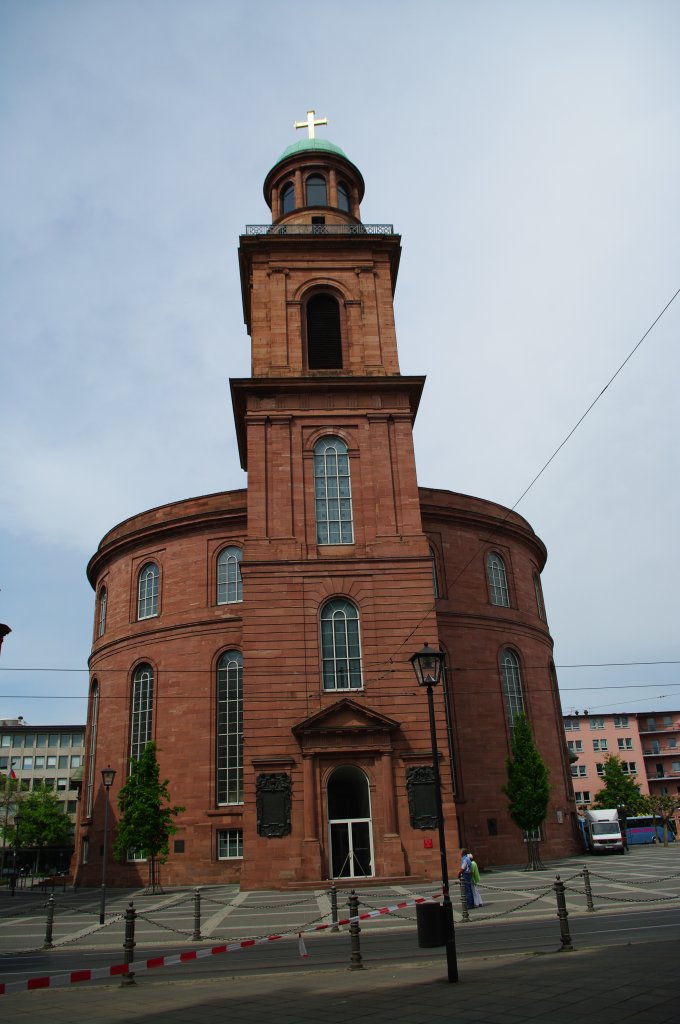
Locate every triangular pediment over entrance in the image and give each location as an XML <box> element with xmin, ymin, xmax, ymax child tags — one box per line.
<box><xmin>292</xmin><ymin>698</ymin><xmax>400</xmax><ymax>739</ymax></box>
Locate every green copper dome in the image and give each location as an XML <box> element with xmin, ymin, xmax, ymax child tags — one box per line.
<box><xmin>271</xmin><ymin>138</ymin><xmax>348</xmax><ymax>169</ymax></box>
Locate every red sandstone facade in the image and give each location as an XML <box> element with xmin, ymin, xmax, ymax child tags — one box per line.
<box><xmin>74</xmin><ymin>133</ymin><xmax>578</xmax><ymax>889</ymax></box>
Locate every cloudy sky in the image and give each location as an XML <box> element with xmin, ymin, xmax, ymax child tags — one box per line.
<box><xmin>1</xmin><ymin>0</ymin><xmax>678</xmax><ymax>726</ymax></box>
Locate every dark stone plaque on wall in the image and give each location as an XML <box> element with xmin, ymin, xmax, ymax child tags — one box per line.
<box><xmin>256</xmin><ymin>772</ymin><xmax>292</xmax><ymax>837</ymax></box>
<box><xmin>406</xmin><ymin>765</ymin><xmax>439</xmax><ymax>830</ymax></box>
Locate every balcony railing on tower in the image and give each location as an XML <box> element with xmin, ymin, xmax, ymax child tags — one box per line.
<box><xmin>244</xmin><ymin>223</ymin><xmax>395</xmax><ymax>236</ymax></box>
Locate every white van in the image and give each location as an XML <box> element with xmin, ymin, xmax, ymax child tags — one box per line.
<box><xmin>583</xmin><ymin>808</ymin><xmax>625</xmax><ymax>854</ymax></box>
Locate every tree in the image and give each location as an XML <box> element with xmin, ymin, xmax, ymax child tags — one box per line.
<box><xmin>502</xmin><ymin>714</ymin><xmax>551</xmax><ymax>870</ymax></box>
<box><xmin>113</xmin><ymin>742</ymin><xmax>184</xmax><ymax>893</ymax></box>
<box><xmin>16</xmin><ymin>785</ymin><xmax>72</xmax><ymax>874</ymax></box>
<box><xmin>592</xmin><ymin>755</ymin><xmax>646</xmax><ymax>818</ymax></box>
<box><xmin>642</xmin><ymin>793</ymin><xmax>680</xmax><ymax>846</ymax></box>
<box><xmin>0</xmin><ymin>774</ymin><xmax>23</xmax><ymax>879</ymax></box>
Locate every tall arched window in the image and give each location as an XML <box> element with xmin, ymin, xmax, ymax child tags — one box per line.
<box><xmin>486</xmin><ymin>552</ymin><xmax>510</xmax><ymax>606</ymax></box>
<box><xmin>85</xmin><ymin>681</ymin><xmax>99</xmax><ymax>816</ymax></box>
<box><xmin>306</xmin><ymin>173</ymin><xmax>327</xmax><ymax>206</ymax></box>
<box><xmin>321</xmin><ymin>599</ymin><xmax>362</xmax><ymax>690</ymax></box>
<box><xmin>306</xmin><ymin>293</ymin><xmax>343</xmax><ymax>369</ymax></box>
<box><xmin>217</xmin><ymin>650</ymin><xmax>243</xmax><ymax>805</ymax></box>
<box><xmin>314</xmin><ymin>437</ymin><xmax>353</xmax><ymax>544</ymax></box>
<box><xmin>281</xmin><ymin>181</ymin><xmax>295</xmax><ymax>214</ymax></box>
<box><xmin>533</xmin><ymin>572</ymin><xmax>546</xmax><ymax>621</ymax></box>
<box><xmin>137</xmin><ymin>562</ymin><xmax>159</xmax><ymax>620</ymax></box>
<box><xmin>337</xmin><ymin>180</ymin><xmax>351</xmax><ymax>212</ymax></box>
<box><xmin>501</xmin><ymin>648</ymin><xmax>525</xmax><ymax>732</ymax></box>
<box><xmin>130</xmin><ymin>663</ymin><xmax>154</xmax><ymax>762</ymax></box>
<box><xmin>217</xmin><ymin>546</ymin><xmax>243</xmax><ymax>604</ymax></box>
<box><xmin>430</xmin><ymin>547</ymin><xmax>440</xmax><ymax>598</ymax></box>
<box><xmin>97</xmin><ymin>586</ymin><xmax>107</xmax><ymax>637</ymax></box>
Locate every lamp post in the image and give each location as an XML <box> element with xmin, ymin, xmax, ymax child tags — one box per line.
<box><xmin>410</xmin><ymin>642</ymin><xmax>458</xmax><ymax>983</ymax></box>
<box><xmin>99</xmin><ymin>766</ymin><xmax>116</xmax><ymax>925</ymax></box>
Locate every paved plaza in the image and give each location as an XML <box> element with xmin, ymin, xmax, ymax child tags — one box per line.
<box><xmin>1</xmin><ymin>848</ymin><xmax>679</xmax><ymax>1021</ymax></box>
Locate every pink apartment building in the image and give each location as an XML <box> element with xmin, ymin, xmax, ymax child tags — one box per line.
<box><xmin>563</xmin><ymin>710</ymin><xmax>680</xmax><ymax>809</ymax></box>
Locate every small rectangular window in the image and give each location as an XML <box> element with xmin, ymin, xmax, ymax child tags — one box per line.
<box><xmin>589</xmin><ymin>717</ymin><xmax>605</xmax><ymax>730</ymax></box>
<box><xmin>614</xmin><ymin>715</ymin><xmax>629</xmax><ymax>728</ymax></box>
<box><xmin>71</xmin><ymin>755</ymin><xmax>82</xmax><ymax>768</ymax></box>
<box><xmin>57</xmin><ymin>778</ymin><xmax>68</xmax><ymax>791</ymax></box>
<box><xmin>22</xmin><ymin>756</ymin><xmax>33</xmax><ymax>770</ymax></box>
<box><xmin>0</xmin><ymin>735</ymin><xmax>10</xmax><ymax>747</ymax></box>
<box><xmin>217</xmin><ymin>829</ymin><xmax>243</xmax><ymax>859</ymax></box>
<box><xmin>34</xmin><ymin>756</ymin><xmax>45</xmax><ymax>769</ymax></box>
<box><xmin>23</xmin><ymin>734</ymin><xmax>35</xmax><ymax>748</ymax></box>
<box><xmin>58</xmin><ymin>755</ymin><xmax>68</xmax><ymax>769</ymax></box>
<box><xmin>36</xmin><ymin>734</ymin><xmax>47</xmax><ymax>748</ymax></box>
<box><xmin>47</xmin><ymin>755</ymin><xmax>57</xmax><ymax>768</ymax></box>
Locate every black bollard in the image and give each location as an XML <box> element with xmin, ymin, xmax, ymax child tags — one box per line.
<box><xmin>582</xmin><ymin>866</ymin><xmax>595</xmax><ymax>912</ymax></box>
<box><xmin>348</xmin><ymin>890</ymin><xmax>363</xmax><ymax>970</ymax></box>
<box><xmin>329</xmin><ymin>880</ymin><xmax>339</xmax><ymax>932</ymax></box>
<box><xmin>121</xmin><ymin>901</ymin><xmax>137</xmax><ymax>985</ymax></box>
<box><xmin>43</xmin><ymin>893</ymin><xmax>55</xmax><ymax>949</ymax></box>
<box><xmin>192</xmin><ymin>887</ymin><xmax>202</xmax><ymax>941</ymax></box>
<box><xmin>554</xmin><ymin>876</ymin><xmax>574</xmax><ymax>951</ymax></box>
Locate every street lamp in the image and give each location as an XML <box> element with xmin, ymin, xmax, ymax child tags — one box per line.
<box><xmin>99</xmin><ymin>766</ymin><xmax>116</xmax><ymax>925</ymax></box>
<box><xmin>410</xmin><ymin>642</ymin><xmax>458</xmax><ymax>983</ymax></box>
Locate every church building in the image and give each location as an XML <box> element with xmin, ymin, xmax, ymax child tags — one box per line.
<box><xmin>74</xmin><ymin>114</ymin><xmax>578</xmax><ymax>888</ymax></box>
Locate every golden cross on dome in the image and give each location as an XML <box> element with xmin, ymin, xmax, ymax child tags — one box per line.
<box><xmin>294</xmin><ymin>109</ymin><xmax>328</xmax><ymax>139</ymax></box>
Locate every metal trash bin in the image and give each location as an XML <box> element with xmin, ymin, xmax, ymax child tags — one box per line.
<box><xmin>416</xmin><ymin>902</ymin><xmax>445</xmax><ymax>948</ymax></box>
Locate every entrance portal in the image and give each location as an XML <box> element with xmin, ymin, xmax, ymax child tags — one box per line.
<box><xmin>327</xmin><ymin>766</ymin><xmax>374</xmax><ymax>878</ymax></box>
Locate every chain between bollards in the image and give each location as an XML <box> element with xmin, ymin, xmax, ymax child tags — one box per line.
<box><xmin>328</xmin><ymin>880</ymin><xmax>339</xmax><ymax>932</ymax></box>
<box><xmin>121</xmin><ymin>901</ymin><xmax>136</xmax><ymax>985</ymax></box>
<box><xmin>192</xmin><ymin>887</ymin><xmax>202</xmax><ymax>941</ymax></box>
<box><xmin>554</xmin><ymin>875</ymin><xmax>574</xmax><ymax>951</ymax></box>
<box><xmin>458</xmin><ymin>877</ymin><xmax>470</xmax><ymax>922</ymax></box>
<box><xmin>43</xmin><ymin>892</ymin><xmax>55</xmax><ymax>949</ymax></box>
<box><xmin>582</xmin><ymin>866</ymin><xmax>595</xmax><ymax>911</ymax></box>
<box><xmin>348</xmin><ymin>889</ymin><xmax>363</xmax><ymax>970</ymax></box>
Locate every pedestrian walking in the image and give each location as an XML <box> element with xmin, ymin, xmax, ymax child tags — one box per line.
<box><xmin>458</xmin><ymin>849</ymin><xmax>474</xmax><ymax>909</ymax></box>
<box><xmin>469</xmin><ymin>853</ymin><xmax>483</xmax><ymax>907</ymax></box>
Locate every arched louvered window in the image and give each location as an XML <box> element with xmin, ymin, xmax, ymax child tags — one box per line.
<box><xmin>97</xmin><ymin>586</ymin><xmax>107</xmax><ymax>637</ymax></box>
<box><xmin>281</xmin><ymin>181</ymin><xmax>295</xmax><ymax>214</ymax></box>
<box><xmin>85</xmin><ymin>681</ymin><xmax>99</xmax><ymax>816</ymax></box>
<box><xmin>216</xmin><ymin>651</ymin><xmax>243</xmax><ymax>805</ymax></box>
<box><xmin>307</xmin><ymin>293</ymin><xmax>343</xmax><ymax>369</ymax></box>
<box><xmin>501</xmin><ymin>648</ymin><xmax>525</xmax><ymax>732</ymax></box>
<box><xmin>137</xmin><ymin>562</ymin><xmax>159</xmax><ymax>619</ymax></box>
<box><xmin>217</xmin><ymin>546</ymin><xmax>243</xmax><ymax>604</ymax></box>
<box><xmin>337</xmin><ymin>180</ymin><xmax>351</xmax><ymax>212</ymax></box>
<box><xmin>320</xmin><ymin>599</ymin><xmax>362</xmax><ymax>690</ymax></box>
<box><xmin>306</xmin><ymin>173</ymin><xmax>327</xmax><ymax>206</ymax></box>
<box><xmin>314</xmin><ymin>436</ymin><xmax>353</xmax><ymax>544</ymax></box>
<box><xmin>486</xmin><ymin>552</ymin><xmax>510</xmax><ymax>607</ymax></box>
<box><xmin>130</xmin><ymin>663</ymin><xmax>154</xmax><ymax>762</ymax></box>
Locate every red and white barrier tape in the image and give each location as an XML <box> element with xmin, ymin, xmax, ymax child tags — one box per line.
<box><xmin>0</xmin><ymin>893</ymin><xmax>440</xmax><ymax>996</ymax></box>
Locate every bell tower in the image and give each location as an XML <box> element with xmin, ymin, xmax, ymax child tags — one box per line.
<box><xmin>232</xmin><ymin>115</ymin><xmax>453</xmax><ymax>886</ymax></box>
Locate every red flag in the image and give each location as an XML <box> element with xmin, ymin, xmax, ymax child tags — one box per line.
<box><xmin>8</xmin><ymin>768</ymin><xmax>17</xmax><ymax>780</ymax></box>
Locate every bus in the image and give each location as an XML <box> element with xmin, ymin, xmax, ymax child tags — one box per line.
<box><xmin>625</xmin><ymin>815</ymin><xmax>676</xmax><ymax>845</ymax></box>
